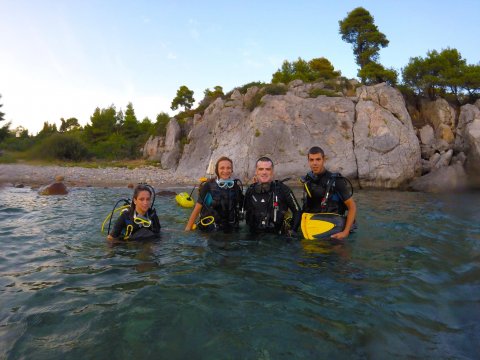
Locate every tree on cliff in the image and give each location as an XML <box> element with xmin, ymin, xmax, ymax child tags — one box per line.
<box><xmin>402</xmin><ymin>48</ymin><xmax>479</xmax><ymax>101</ymax></box>
<box><xmin>272</xmin><ymin>57</ymin><xmax>340</xmax><ymax>84</ymax></box>
<box><xmin>358</xmin><ymin>62</ymin><xmax>398</xmax><ymax>86</ymax></box>
<box><xmin>339</xmin><ymin>7</ymin><xmax>390</xmax><ymax>83</ymax></box>
<box><xmin>171</xmin><ymin>85</ymin><xmax>195</xmax><ymax>111</ymax></box>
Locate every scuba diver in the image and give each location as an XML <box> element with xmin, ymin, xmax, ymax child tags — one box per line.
<box><xmin>301</xmin><ymin>146</ymin><xmax>357</xmax><ymax>240</ymax></box>
<box><xmin>185</xmin><ymin>156</ymin><xmax>244</xmax><ymax>233</ymax></box>
<box><xmin>105</xmin><ymin>183</ymin><xmax>161</xmax><ymax>241</ymax></box>
<box><xmin>242</xmin><ymin>156</ymin><xmax>301</xmax><ymax>235</ymax></box>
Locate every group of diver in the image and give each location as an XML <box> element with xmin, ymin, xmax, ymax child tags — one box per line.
<box><xmin>105</xmin><ymin>146</ymin><xmax>357</xmax><ymax>242</ymax></box>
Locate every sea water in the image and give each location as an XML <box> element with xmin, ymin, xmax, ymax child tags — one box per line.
<box><xmin>0</xmin><ymin>186</ymin><xmax>479</xmax><ymax>359</ymax></box>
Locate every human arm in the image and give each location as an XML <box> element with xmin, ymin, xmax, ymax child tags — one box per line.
<box><xmin>331</xmin><ymin>197</ymin><xmax>356</xmax><ymax>240</ymax></box>
<box><xmin>185</xmin><ymin>203</ymin><xmax>203</xmax><ymax>231</ymax></box>
<box><xmin>107</xmin><ymin>212</ymin><xmax>127</xmax><ymax>241</ymax></box>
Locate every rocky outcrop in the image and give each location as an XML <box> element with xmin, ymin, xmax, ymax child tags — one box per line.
<box><xmin>409</xmin><ymin>162</ymin><xmax>467</xmax><ymax>192</ymax></box>
<box><xmin>142</xmin><ymin>118</ymin><xmax>182</xmax><ymax>169</ymax></box>
<box><xmin>142</xmin><ymin>80</ymin><xmax>479</xmax><ymax>190</ymax></box>
<box><xmin>143</xmin><ymin>136</ymin><xmax>165</xmax><ymax>161</ymax></box>
<box><xmin>454</xmin><ymin>102</ymin><xmax>480</xmax><ymax>174</ymax></box>
<box><xmin>175</xmin><ymin>82</ymin><xmax>420</xmax><ymax>187</ymax></box>
<box><xmin>354</xmin><ymin>84</ymin><xmax>421</xmax><ymax>187</ymax></box>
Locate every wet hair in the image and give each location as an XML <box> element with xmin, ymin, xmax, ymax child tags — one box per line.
<box><xmin>129</xmin><ymin>184</ymin><xmax>153</xmax><ymax>215</ymax></box>
<box><xmin>215</xmin><ymin>156</ymin><xmax>234</xmax><ymax>177</ymax></box>
<box><xmin>256</xmin><ymin>156</ymin><xmax>274</xmax><ymax>169</ymax></box>
<box><xmin>308</xmin><ymin>146</ymin><xmax>325</xmax><ymax>158</ymax></box>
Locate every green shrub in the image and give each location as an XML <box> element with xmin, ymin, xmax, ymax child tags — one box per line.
<box><xmin>32</xmin><ymin>133</ymin><xmax>91</xmax><ymax>161</ymax></box>
<box><xmin>0</xmin><ymin>151</ymin><xmax>16</xmax><ymax>163</ymax></box>
<box><xmin>246</xmin><ymin>92</ymin><xmax>264</xmax><ymax>111</ymax></box>
<box><xmin>309</xmin><ymin>88</ymin><xmax>340</xmax><ymax>98</ymax></box>
<box><xmin>264</xmin><ymin>83</ymin><xmax>287</xmax><ymax>96</ymax></box>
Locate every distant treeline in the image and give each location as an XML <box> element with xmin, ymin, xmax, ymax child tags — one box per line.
<box><xmin>0</xmin><ymin>101</ymin><xmax>170</xmax><ymax>162</ymax></box>
<box><xmin>1</xmin><ymin>7</ymin><xmax>479</xmax><ymax>162</ymax></box>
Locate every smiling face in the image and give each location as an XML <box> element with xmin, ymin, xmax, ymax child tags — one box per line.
<box><xmin>308</xmin><ymin>152</ymin><xmax>325</xmax><ymax>175</ymax></box>
<box><xmin>255</xmin><ymin>160</ymin><xmax>274</xmax><ymax>183</ymax></box>
<box><xmin>133</xmin><ymin>190</ymin><xmax>152</xmax><ymax>215</ymax></box>
<box><xmin>217</xmin><ymin>159</ymin><xmax>233</xmax><ymax>180</ymax></box>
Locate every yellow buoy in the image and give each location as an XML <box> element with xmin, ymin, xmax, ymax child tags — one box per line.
<box><xmin>175</xmin><ymin>192</ymin><xmax>195</xmax><ymax>208</ymax></box>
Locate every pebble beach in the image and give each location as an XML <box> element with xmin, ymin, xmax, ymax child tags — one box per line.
<box><xmin>0</xmin><ymin>164</ymin><xmax>193</xmax><ymax>189</ymax></box>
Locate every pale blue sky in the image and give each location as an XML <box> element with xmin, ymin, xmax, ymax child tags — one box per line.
<box><xmin>1</xmin><ymin>0</ymin><xmax>479</xmax><ymax>134</ymax></box>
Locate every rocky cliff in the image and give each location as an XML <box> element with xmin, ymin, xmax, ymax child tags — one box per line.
<box><xmin>143</xmin><ymin>82</ymin><xmax>480</xmax><ymax>191</ymax></box>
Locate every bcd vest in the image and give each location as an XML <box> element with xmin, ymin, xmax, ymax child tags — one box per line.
<box><xmin>199</xmin><ymin>180</ymin><xmax>241</xmax><ymax>230</ymax></box>
<box><xmin>245</xmin><ymin>181</ymin><xmax>287</xmax><ymax>233</ymax></box>
<box><xmin>302</xmin><ymin>172</ymin><xmax>348</xmax><ymax>215</ymax></box>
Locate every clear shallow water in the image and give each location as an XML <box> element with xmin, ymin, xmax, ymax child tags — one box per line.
<box><xmin>0</xmin><ymin>186</ymin><xmax>479</xmax><ymax>359</ymax></box>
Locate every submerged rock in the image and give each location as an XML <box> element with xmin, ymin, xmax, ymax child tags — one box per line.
<box><xmin>38</xmin><ymin>176</ymin><xmax>68</xmax><ymax>195</ymax></box>
<box><xmin>409</xmin><ymin>163</ymin><xmax>467</xmax><ymax>192</ymax></box>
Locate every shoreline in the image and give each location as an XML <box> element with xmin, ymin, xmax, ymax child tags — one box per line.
<box><xmin>0</xmin><ymin>164</ymin><xmax>194</xmax><ymax>189</ymax></box>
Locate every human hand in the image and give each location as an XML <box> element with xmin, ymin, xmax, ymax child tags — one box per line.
<box><xmin>331</xmin><ymin>230</ymin><xmax>348</xmax><ymax>240</ymax></box>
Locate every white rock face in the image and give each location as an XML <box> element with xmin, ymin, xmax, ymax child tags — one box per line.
<box><xmin>354</xmin><ymin>84</ymin><xmax>421</xmax><ymax>188</ymax></box>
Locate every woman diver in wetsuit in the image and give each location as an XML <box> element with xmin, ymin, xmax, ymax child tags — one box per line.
<box><xmin>107</xmin><ymin>184</ymin><xmax>161</xmax><ymax>241</ymax></box>
<box><xmin>184</xmin><ymin>156</ymin><xmax>243</xmax><ymax>233</ymax></box>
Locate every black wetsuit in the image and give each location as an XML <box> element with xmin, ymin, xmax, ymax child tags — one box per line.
<box><xmin>302</xmin><ymin>170</ymin><xmax>352</xmax><ymax>215</ymax></box>
<box><xmin>110</xmin><ymin>209</ymin><xmax>161</xmax><ymax>240</ymax></box>
<box><xmin>243</xmin><ymin>181</ymin><xmax>301</xmax><ymax>234</ymax></box>
<box><xmin>197</xmin><ymin>179</ymin><xmax>244</xmax><ymax>232</ymax></box>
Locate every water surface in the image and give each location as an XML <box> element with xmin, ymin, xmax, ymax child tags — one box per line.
<box><xmin>0</xmin><ymin>187</ymin><xmax>479</xmax><ymax>359</ymax></box>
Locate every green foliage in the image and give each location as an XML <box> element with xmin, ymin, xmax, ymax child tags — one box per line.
<box><xmin>358</xmin><ymin>62</ymin><xmax>398</xmax><ymax>85</ymax></box>
<box><xmin>272</xmin><ymin>57</ymin><xmax>341</xmax><ymax>84</ymax></box>
<box><xmin>171</xmin><ymin>85</ymin><xmax>195</xmax><ymax>111</ymax></box>
<box><xmin>0</xmin><ymin>133</ymin><xmax>35</xmax><ymax>152</ymax></box>
<box><xmin>0</xmin><ymin>94</ymin><xmax>7</xmax><ymax>143</ymax></box>
<box><xmin>402</xmin><ymin>48</ymin><xmax>479</xmax><ymax>102</ymax></box>
<box><xmin>0</xmin><ymin>94</ymin><xmax>4</xmax><ymax>122</ymax></box>
<box><xmin>154</xmin><ymin>112</ymin><xmax>170</xmax><ymax>136</ymax></box>
<box><xmin>90</xmin><ymin>133</ymin><xmax>136</xmax><ymax>160</ymax></box>
<box><xmin>139</xmin><ymin>117</ymin><xmax>154</xmax><ymax>135</ymax></box>
<box><xmin>0</xmin><ymin>122</ymin><xmax>10</xmax><ymax>143</ymax></box>
<box><xmin>197</xmin><ymin>85</ymin><xmax>224</xmax><ymax>111</ymax></box>
<box><xmin>264</xmin><ymin>83</ymin><xmax>287</xmax><ymax>96</ymax></box>
<box><xmin>233</xmin><ymin>81</ymin><xmax>266</xmax><ymax>95</ymax></box>
<box><xmin>119</xmin><ymin>102</ymin><xmax>141</xmax><ymax>139</ymax></box>
<box><xmin>339</xmin><ymin>7</ymin><xmax>389</xmax><ymax>80</ymax></box>
<box><xmin>309</xmin><ymin>58</ymin><xmax>341</xmax><ymax>80</ymax></box>
<box><xmin>59</xmin><ymin>117</ymin><xmax>80</xmax><ymax>132</ymax></box>
<box><xmin>84</xmin><ymin>106</ymin><xmax>118</xmax><ymax>142</ymax></box>
<box><xmin>0</xmin><ymin>151</ymin><xmax>16</xmax><ymax>164</ymax></box>
<box><xmin>37</xmin><ymin>121</ymin><xmax>58</xmax><ymax>138</ymax></box>
<box><xmin>32</xmin><ymin>133</ymin><xmax>90</xmax><ymax>161</ymax></box>
<box><xmin>255</xmin><ymin>129</ymin><xmax>261</xmax><ymax>137</ymax></box>
<box><xmin>463</xmin><ymin>64</ymin><xmax>480</xmax><ymax>97</ymax></box>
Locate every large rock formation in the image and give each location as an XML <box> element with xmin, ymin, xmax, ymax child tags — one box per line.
<box><xmin>143</xmin><ymin>81</ymin><xmax>479</xmax><ymax>190</ymax></box>
<box><xmin>354</xmin><ymin>84</ymin><xmax>421</xmax><ymax>187</ymax></box>
<box><xmin>175</xmin><ymin>82</ymin><xmax>420</xmax><ymax>188</ymax></box>
<box><xmin>454</xmin><ymin>101</ymin><xmax>480</xmax><ymax>174</ymax></box>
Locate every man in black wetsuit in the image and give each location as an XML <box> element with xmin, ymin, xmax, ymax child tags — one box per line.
<box><xmin>301</xmin><ymin>146</ymin><xmax>357</xmax><ymax>240</ymax></box>
<box><xmin>242</xmin><ymin>157</ymin><xmax>301</xmax><ymax>235</ymax></box>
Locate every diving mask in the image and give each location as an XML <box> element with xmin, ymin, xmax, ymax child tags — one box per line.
<box><xmin>134</xmin><ymin>213</ymin><xmax>152</xmax><ymax>227</ymax></box>
<box><xmin>216</xmin><ymin>179</ymin><xmax>235</xmax><ymax>189</ymax></box>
